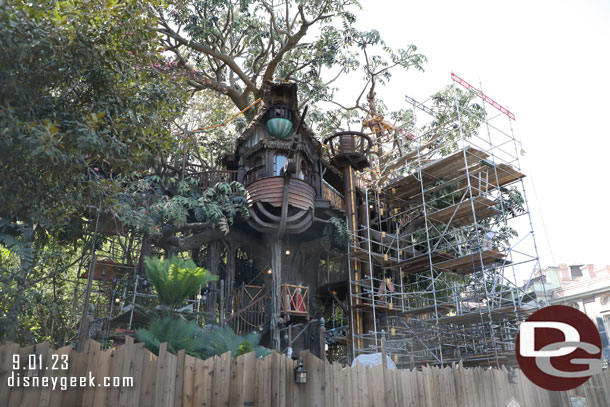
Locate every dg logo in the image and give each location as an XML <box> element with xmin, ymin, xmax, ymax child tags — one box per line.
<box><xmin>516</xmin><ymin>305</ymin><xmax>602</xmax><ymax>391</ymax></box>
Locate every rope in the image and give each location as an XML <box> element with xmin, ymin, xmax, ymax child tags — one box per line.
<box><xmin>190</xmin><ymin>98</ymin><xmax>262</xmax><ymax>133</ymax></box>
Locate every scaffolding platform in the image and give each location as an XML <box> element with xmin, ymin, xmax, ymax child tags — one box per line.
<box><xmin>427</xmin><ymin>196</ymin><xmax>500</xmax><ymax>226</ymax></box>
<box><xmin>435</xmin><ymin>250</ymin><xmax>506</xmax><ymax>274</ymax></box>
<box><xmin>392</xmin><ymin>252</ymin><xmax>454</xmax><ymax>274</ymax></box>
<box><xmin>383</xmin><ymin>147</ymin><xmax>489</xmax><ymax>201</ymax></box>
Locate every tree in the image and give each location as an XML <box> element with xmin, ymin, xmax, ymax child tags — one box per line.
<box><xmin>0</xmin><ymin>0</ymin><xmax>188</xmax><ymax>233</ymax></box>
<box><xmin>155</xmin><ymin>0</ymin><xmax>484</xmax><ymax>187</ymax></box>
<box><xmin>156</xmin><ymin>0</ymin><xmax>425</xmax><ymax>116</ymax></box>
<box><xmin>0</xmin><ymin>0</ymin><xmax>188</xmax><ymax>342</ymax></box>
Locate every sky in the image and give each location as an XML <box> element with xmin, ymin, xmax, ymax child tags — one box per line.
<box><xmin>348</xmin><ymin>0</ymin><xmax>610</xmax><ymax>268</ymax></box>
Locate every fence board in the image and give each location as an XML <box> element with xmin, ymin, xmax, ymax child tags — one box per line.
<box><xmin>6</xmin><ymin>343</ymin><xmax>31</xmax><ymax>407</ymax></box>
<box><xmin>92</xmin><ymin>347</ymin><xmax>113</xmax><ymax>407</ymax></box>
<box><xmin>81</xmin><ymin>340</ymin><xmax>101</xmax><ymax>407</ymax></box>
<box><xmin>62</xmin><ymin>348</ymin><xmax>87</xmax><ymax>407</ymax></box>
<box><xmin>0</xmin><ymin>342</ymin><xmax>20</xmax><ymax>405</ymax></box>
<box><xmin>229</xmin><ymin>353</ymin><xmax>242</xmax><ymax>407</ymax></box>
<box><xmin>106</xmin><ymin>344</ymin><xmax>124</xmax><ymax>407</ymax></box>
<box><xmin>173</xmin><ymin>349</ymin><xmax>185</xmax><ymax>407</ymax></box>
<box><xmin>182</xmin><ymin>355</ymin><xmax>195</xmax><ymax>407</ymax></box>
<box><xmin>127</xmin><ymin>343</ymin><xmax>145</xmax><ymax>407</ymax></box>
<box><xmin>212</xmin><ymin>352</ymin><xmax>231</xmax><ymax>407</ymax></box>
<box><xmin>139</xmin><ymin>347</ymin><xmax>158</xmax><ymax>407</ymax></box>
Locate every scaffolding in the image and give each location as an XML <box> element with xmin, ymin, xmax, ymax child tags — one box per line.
<box><xmin>346</xmin><ymin>74</ymin><xmax>542</xmax><ymax>368</ymax></box>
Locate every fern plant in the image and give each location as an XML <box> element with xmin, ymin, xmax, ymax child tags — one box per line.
<box><xmin>322</xmin><ymin>217</ymin><xmax>351</xmax><ymax>253</ymax></box>
<box><xmin>144</xmin><ymin>256</ymin><xmax>217</xmax><ymax>308</ymax></box>
<box><xmin>196</xmin><ymin>325</ymin><xmax>272</xmax><ymax>359</ymax></box>
<box><xmin>137</xmin><ymin>317</ymin><xmax>272</xmax><ymax>359</ymax></box>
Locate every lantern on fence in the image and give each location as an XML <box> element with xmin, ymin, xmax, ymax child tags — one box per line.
<box><xmin>294</xmin><ymin>358</ymin><xmax>307</xmax><ymax>384</ymax></box>
<box><xmin>508</xmin><ymin>368</ymin><xmax>518</xmax><ymax>384</ymax></box>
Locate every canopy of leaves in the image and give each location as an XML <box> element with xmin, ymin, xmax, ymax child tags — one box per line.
<box><xmin>156</xmin><ymin>0</ymin><xmax>425</xmax><ymax>117</ymax></box>
<box><xmin>137</xmin><ymin>317</ymin><xmax>272</xmax><ymax>359</ymax></box>
<box><xmin>112</xmin><ymin>179</ymin><xmax>249</xmax><ymax>254</ymax></box>
<box><xmin>144</xmin><ymin>256</ymin><xmax>217</xmax><ymax>307</ymax></box>
<box><xmin>0</xmin><ymin>0</ymin><xmax>188</xmax><ymax>232</ymax></box>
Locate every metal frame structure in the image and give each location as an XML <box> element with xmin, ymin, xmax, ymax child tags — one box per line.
<box><xmin>346</xmin><ymin>76</ymin><xmax>542</xmax><ymax>368</ymax></box>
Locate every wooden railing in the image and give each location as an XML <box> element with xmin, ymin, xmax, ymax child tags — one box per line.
<box><xmin>225</xmin><ymin>291</ymin><xmax>271</xmax><ymax>336</ymax></box>
<box><xmin>281</xmin><ymin>283</ymin><xmax>309</xmax><ymax>318</ymax></box>
<box><xmin>323</xmin><ymin>180</ymin><xmax>345</xmax><ymax>210</ymax></box>
<box><xmin>243</xmin><ymin>165</ymin><xmax>267</xmax><ymax>187</ymax></box>
<box><xmin>192</xmin><ymin>170</ymin><xmax>238</xmax><ymax>188</ymax></box>
<box><xmin>243</xmin><ymin>166</ymin><xmax>317</xmax><ymax>188</ymax></box>
<box><xmin>232</xmin><ymin>284</ymin><xmax>265</xmax><ymax>311</ymax></box>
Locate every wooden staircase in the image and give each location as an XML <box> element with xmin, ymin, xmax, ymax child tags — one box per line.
<box><xmin>225</xmin><ymin>291</ymin><xmax>271</xmax><ymax>336</ymax></box>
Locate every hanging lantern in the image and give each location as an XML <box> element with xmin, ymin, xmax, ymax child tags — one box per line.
<box><xmin>266</xmin><ymin>118</ymin><xmax>293</xmax><ymax>139</ymax></box>
<box><xmin>266</xmin><ymin>104</ymin><xmax>293</xmax><ymax>139</ymax></box>
<box><xmin>294</xmin><ymin>358</ymin><xmax>307</xmax><ymax>384</ymax></box>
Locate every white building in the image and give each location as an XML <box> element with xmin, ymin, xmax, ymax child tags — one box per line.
<box><xmin>526</xmin><ymin>264</ymin><xmax>610</xmax><ymax>360</ymax></box>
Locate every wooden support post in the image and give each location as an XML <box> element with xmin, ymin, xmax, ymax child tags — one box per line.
<box><xmin>344</xmin><ymin>165</ymin><xmax>362</xmax><ymax>355</ymax></box>
<box><xmin>319</xmin><ymin>318</ymin><xmax>326</xmax><ymax>361</ymax></box>
<box><xmin>224</xmin><ymin>242</ymin><xmax>237</xmax><ymax>318</ymax></box>
<box><xmin>270</xmin><ymin>239</ymin><xmax>282</xmax><ymax>350</ymax></box>
<box><xmin>381</xmin><ymin>335</ymin><xmax>387</xmax><ymax>370</ymax></box>
<box><xmin>77</xmin><ymin>253</ymin><xmax>96</xmax><ymax>351</ymax></box>
<box><xmin>204</xmin><ymin>241</ymin><xmax>220</xmax><ymax>324</ymax></box>
<box><xmin>219</xmin><ymin>280</ymin><xmax>225</xmax><ymax>327</ymax></box>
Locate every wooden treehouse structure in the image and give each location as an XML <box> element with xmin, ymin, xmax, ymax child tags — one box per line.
<box><xmin>83</xmin><ymin>77</ymin><xmax>542</xmax><ymax>369</ymax></box>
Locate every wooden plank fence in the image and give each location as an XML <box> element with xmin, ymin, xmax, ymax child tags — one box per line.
<box><xmin>1</xmin><ymin>339</ymin><xmax>609</xmax><ymax>407</ymax></box>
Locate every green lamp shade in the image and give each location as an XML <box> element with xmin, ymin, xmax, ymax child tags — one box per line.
<box><xmin>266</xmin><ymin>118</ymin><xmax>293</xmax><ymax>139</ymax></box>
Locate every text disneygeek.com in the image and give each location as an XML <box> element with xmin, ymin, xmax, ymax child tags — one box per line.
<box><xmin>8</xmin><ymin>354</ymin><xmax>133</xmax><ymax>391</ymax></box>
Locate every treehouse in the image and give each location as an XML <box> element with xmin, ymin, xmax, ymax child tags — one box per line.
<box><xmin>220</xmin><ymin>80</ymin><xmax>350</xmax><ymax>352</ymax></box>
<box><xmin>225</xmin><ymin>81</ymin><xmax>327</xmax><ymax>235</ymax></box>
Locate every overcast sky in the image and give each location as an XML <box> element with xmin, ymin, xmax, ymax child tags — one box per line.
<box><xmin>350</xmin><ymin>0</ymin><xmax>610</xmax><ymax>268</ymax></box>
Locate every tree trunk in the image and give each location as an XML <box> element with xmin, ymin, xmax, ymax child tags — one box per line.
<box><xmin>223</xmin><ymin>242</ymin><xmax>237</xmax><ymax>320</ymax></box>
<box><xmin>204</xmin><ymin>241</ymin><xmax>220</xmax><ymax>325</ymax></box>
<box><xmin>269</xmin><ymin>238</ymin><xmax>282</xmax><ymax>350</ymax></box>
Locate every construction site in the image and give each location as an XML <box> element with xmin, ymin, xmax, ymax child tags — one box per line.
<box><xmin>331</xmin><ymin>73</ymin><xmax>543</xmax><ymax>368</ymax></box>
<box><xmin>71</xmin><ymin>74</ymin><xmax>543</xmax><ymax>371</ymax></box>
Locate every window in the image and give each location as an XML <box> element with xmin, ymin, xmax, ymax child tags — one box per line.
<box><xmin>253</xmin><ymin>156</ymin><xmax>263</xmax><ymax>168</ymax></box>
<box><xmin>570</xmin><ymin>265</ymin><xmax>583</xmax><ymax>279</ymax></box>
<box><xmin>273</xmin><ymin>153</ymin><xmax>287</xmax><ymax>176</ymax></box>
<box><xmin>567</xmin><ymin>302</ymin><xmax>580</xmax><ymax>310</ymax></box>
<box><xmin>601</xmin><ymin>295</ymin><xmax>610</xmax><ymax>306</ymax></box>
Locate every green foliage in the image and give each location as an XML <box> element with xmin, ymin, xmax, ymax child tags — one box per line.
<box><xmin>496</xmin><ymin>187</ymin><xmax>525</xmax><ymax>217</ymax></box>
<box><xmin>144</xmin><ymin>256</ymin><xmax>217</xmax><ymax>308</ymax></box>
<box><xmin>136</xmin><ymin>317</ymin><xmax>203</xmax><ymax>355</ymax></box>
<box><xmin>137</xmin><ymin>317</ymin><xmax>272</xmax><ymax>359</ymax></box>
<box><xmin>197</xmin><ymin>325</ymin><xmax>271</xmax><ymax>359</ymax></box>
<box><xmin>322</xmin><ymin>217</ymin><xmax>351</xmax><ymax>253</ymax></box>
<box><xmin>421</xmin><ymin>86</ymin><xmax>486</xmax><ymax>156</ymax></box>
<box><xmin>115</xmin><ymin>179</ymin><xmax>249</xmax><ymax>236</ymax></box>
<box><xmin>0</xmin><ymin>0</ymin><xmax>188</xmax><ymax>232</ymax></box>
<box><xmin>427</xmin><ymin>179</ymin><xmax>462</xmax><ymax>210</ymax></box>
<box><xmin>158</xmin><ymin>0</ymin><xmax>425</xmax><ymax>121</ymax></box>
<box><xmin>0</xmin><ymin>232</ymin><xmax>83</xmax><ymax>345</ymax></box>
